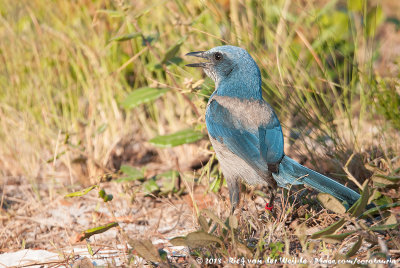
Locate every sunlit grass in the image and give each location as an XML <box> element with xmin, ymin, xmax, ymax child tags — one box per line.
<box><xmin>0</xmin><ymin>0</ymin><xmax>399</xmax><ymax>262</ymax></box>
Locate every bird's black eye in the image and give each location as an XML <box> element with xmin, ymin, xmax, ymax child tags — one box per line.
<box><xmin>214</xmin><ymin>52</ymin><xmax>223</xmax><ymax>61</ymax></box>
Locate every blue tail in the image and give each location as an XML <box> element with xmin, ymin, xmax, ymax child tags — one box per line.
<box><xmin>272</xmin><ymin>156</ymin><xmax>360</xmax><ymax>205</ymax></box>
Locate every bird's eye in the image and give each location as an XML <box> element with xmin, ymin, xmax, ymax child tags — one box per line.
<box><xmin>214</xmin><ymin>52</ymin><xmax>223</xmax><ymax>61</ymax></box>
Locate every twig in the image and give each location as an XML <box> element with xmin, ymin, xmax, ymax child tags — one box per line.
<box><xmin>343</xmin><ymin>153</ymin><xmax>363</xmax><ymax>190</ymax></box>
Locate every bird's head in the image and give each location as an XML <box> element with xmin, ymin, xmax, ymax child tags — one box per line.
<box><xmin>186</xmin><ymin>45</ymin><xmax>262</xmax><ymax>98</ymax></box>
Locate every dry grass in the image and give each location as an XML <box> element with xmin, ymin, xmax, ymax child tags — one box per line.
<box><xmin>1</xmin><ymin>0</ymin><xmax>400</xmax><ymax>266</ymax></box>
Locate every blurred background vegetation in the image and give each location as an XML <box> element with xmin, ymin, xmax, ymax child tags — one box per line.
<box><xmin>1</xmin><ymin>0</ymin><xmax>400</xmax><ymax>262</ymax></box>
<box><xmin>0</xmin><ymin>0</ymin><xmax>398</xmax><ymax>187</ymax></box>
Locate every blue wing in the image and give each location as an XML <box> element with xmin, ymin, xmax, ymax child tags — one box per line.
<box><xmin>206</xmin><ymin>97</ymin><xmax>284</xmax><ymax>173</ymax></box>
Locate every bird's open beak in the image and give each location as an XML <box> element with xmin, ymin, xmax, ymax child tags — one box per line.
<box><xmin>185</xmin><ymin>51</ymin><xmax>208</xmax><ymax>67</ymax></box>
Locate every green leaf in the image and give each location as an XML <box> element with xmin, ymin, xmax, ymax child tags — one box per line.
<box><xmin>65</xmin><ymin>185</ymin><xmax>98</xmax><ymax>198</ymax></box>
<box><xmin>86</xmin><ymin>241</ymin><xmax>94</xmax><ymax>256</ymax></box>
<box><xmin>79</xmin><ymin>222</ymin><xmax>119</xmax><ymax>241</ymax></box>
<box><xmin>366</xmin><ymin>6</ymin><xmax>384</xmax><ymax>37</ymax></box>
<box><xmin>103</xmin><ymin>194</ymin><xmax>113</xmax><ymax>202</ymax></box>
<box><xmin>109</xmin><ymin>32</ymin><xmax>141</xmax><ymax>42</ymax></box>
<box><xmin>149</xmin><ymin>129</ymin><xmax>204</xmax><ymax>148</ymax></box>
<box><xmin>349</xmin><ymin>180</ymin><xmax>370</xmax><ymax>217</ymax></box>
<box><xmin>361</xmin><ymin>201</ymin><xmax>400</xmax><ymax>217</ymax></box>
<box><xmin>121</xmin><ymin>88</ymin><xmax>169</xmax><ymax>109</ymax></box>
<box><xmin>143</xmin><ymin>178</ymin><xmax>159</xmax><ymax>194</ymax></box>
<box><xmin>98</xmin><ymin>189</ymin><xmax>106</xmax><ymax>198</ymax></box>
<box><xmin>116</xmin><ymin>165</ymin><xmax>144</xmax><ymax>182</ymax></box>
<box><xmin>161</xmin><ymin>36</ymin><xmax>187</xmax><ymax>64</ymax></box>
<box><xmin>311</xmin><ymin>218</ymin><xmax>345</xmax><ymax>239</ymax></box>
<box><xmin>347</xmin><ymin>0</ymin><xmax>364</xmax><ymax>11</ymax></box>
<box><xmin>317</xmin><ymin>193</ymin><xmax>346</xmax><ymax>214</ymax></box>
<box><xmin>157</xmin><ymin>170</ymin><xmax>179</xmax><ymax>194</ymax></box>
<box><xmin>346</xmin><ymin>237</ymin><xmax>363</xmax><ymax>257</ymax></box>
<box><xmin>129</xmin><ymin>239</ymin><xmax>161</xmax><ymax>262</ymax></box>
<box><xmin>209</xmin><ymin>175</ymin><xmax>222</xmax><ymax>193</ymax></box>
<box><xmin>369</xmin><ymin>223</ymin><xmax>400</xmax><ymax>231</ymax></box>
<box><xmin>269</xmin><ymin>242</ymin><xmax>284</xmax><ymax>258</ymax></box>
<box><xmin>156</xmin><ymin>170</ymin><xmax>179</xmax><ymax>180</ymax></box>
<box><xmin>322</xmin><ymin>231</ymin><xmax>356</xmax><ymax>243</ymax></box>
<box><xmin>375</xmin><ymin>195</ymin><xmax>393</xmax><ymax>206</ymax></box>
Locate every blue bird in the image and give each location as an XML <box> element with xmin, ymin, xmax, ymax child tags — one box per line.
<box><xmin>186</xmin><ymin>45</ymin><xmax>360</xmax><ymax>212</ymax></box>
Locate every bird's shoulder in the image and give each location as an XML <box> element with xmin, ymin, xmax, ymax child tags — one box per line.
<box><xmin>206</xmin><ymin>94</ymin><xmax>279</xmax><ymax>130</ymax></box>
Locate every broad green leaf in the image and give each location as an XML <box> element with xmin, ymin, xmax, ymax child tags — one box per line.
<box><xmin>161</xmin><ymin>36</ymin><xmax>187</xmax><ymax>64</ymax></box>
<box><xmin>149</xmin><ymin>129</ymin><xmax>204</xmax><ymax>148</ymax></box>
<box><xmin>116</xmin><ymin>165</ymin><xmax>144</xmax><ymax>182</ymax></box>
<box><xmin>129</xmin><ymin>239</ymin><xmax>161</xmax><ymax>262</ymax></box>
<box><xmin>321</xmin><ymin>231</ymin><xmax>356</xmax><ymax>243</ymax></box>
<box><xmin>143</xmin><ymin>178</ymin><xmax>159</xmax><ymax>194</ymax></box>
<box><xmin>318</xmin><ymin>193</ymin><xmax>346</xmax><ymax>214</ymax></box>
<box><xmin>109</xmin><ymin>32</ymin><xmax>141</xmax><ymax>42</ymax></box>
<box><xmin>79</xmin><ymin>222</ymin><xmax>119</xmax><ymax>241</ymax></box>
<box><xmin>369</xmin><ymin>223</ymin><xmax>400</xmax><ymax>231</ymax></box>
<box><xmin>65</xmin><ymin>185</ymin><xmax>98</xmax><ymax>198</ymax></box>
<box><xmin>346</xmin><ymin>237</ymin><xmax>363</xmax><ymax>257</ymax></box>
<box><xmin>311</xmin><ymin>218</ymin><xmax>345</xmax><ymax>239</ymax></box>
<box><xmin>122</xmin><ymin>88</ymin><xmax>169</xmax><ymax>109</ymax></box>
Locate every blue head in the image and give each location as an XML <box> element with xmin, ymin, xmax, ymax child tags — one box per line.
<box><xmin>186</xmin><ymin>45</ymin><xmax>263</xmax><ymax>99</ymax></box>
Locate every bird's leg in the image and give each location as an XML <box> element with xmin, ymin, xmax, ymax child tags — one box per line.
<box><xmin>227</xmin><ymin>177</ymin><xmax>240</xmax><ymax>214</ymax></box>
<box><xmin>265</xmin><ymin>175</ymin><xmax>277</xmax><ymax>215</ymax></box>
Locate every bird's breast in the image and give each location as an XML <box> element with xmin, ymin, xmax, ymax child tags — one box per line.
<box><xmin>207</xmin><ymin>95</ymin><xmax>275</xmax><ymax>131</ymax></box>
<box><xmin>209</xmin><ymin>136</ymin><xmax>270</xmax><ymax>186</ymax></box>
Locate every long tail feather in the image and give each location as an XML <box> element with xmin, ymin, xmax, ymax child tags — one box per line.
<box><xmin>272</xmin><ymin>156</ymin><xmax>360</xmax><ymax>205</ymax></box>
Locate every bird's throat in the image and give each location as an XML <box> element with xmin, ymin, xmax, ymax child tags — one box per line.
<box><xmin>216</xmin><ymin>76</ymin><xmax>263</xmax><ymax>100</ymax></box>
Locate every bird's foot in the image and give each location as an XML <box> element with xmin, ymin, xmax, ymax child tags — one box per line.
<box><xmin>265</xmin><ymin>202</ymin><xmax>273</xmax><ymax>211</ymax></box>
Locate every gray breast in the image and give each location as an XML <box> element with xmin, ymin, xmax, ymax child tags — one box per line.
<box><xmin>210</xmin><ymin>136</ymin><xmax>270</xmax><ymax>186</ymax></box>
